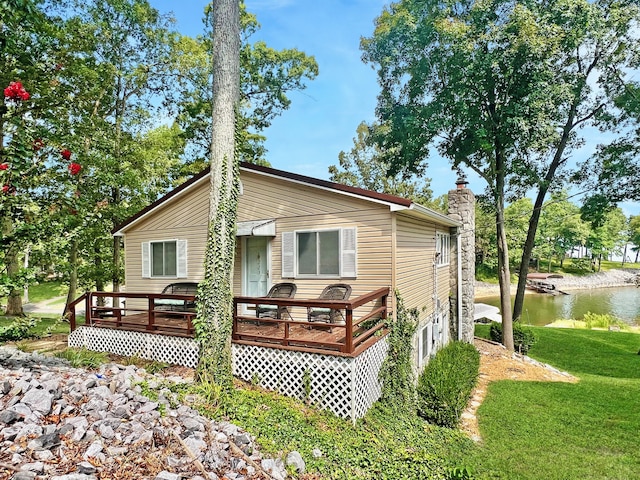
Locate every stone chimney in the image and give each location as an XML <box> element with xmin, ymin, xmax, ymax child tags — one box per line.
<box><xmin>448</xmin><ymin>174</ymin><xmax>475</xmax><ymax>343</ymax></box>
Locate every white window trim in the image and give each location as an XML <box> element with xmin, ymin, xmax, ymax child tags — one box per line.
<box><xmin>436</xmin><ymin>231</ymin><xmax>451</xmax><ymax>267</ymax></box>
<box><xmin>142</xmin><ymin>239</ymin><xmax>187</xmax><ymax>279</ymax></box>
<box><xmin>281</xmin><ymin>227</ymin><xmax>357</xmax><ymax>279</ymax></box>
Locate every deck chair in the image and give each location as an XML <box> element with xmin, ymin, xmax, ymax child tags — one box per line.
<box><xmin>307</xmin><ymin>283</ymin><xmax>352</xmax><ymax>331</ymax></box>
<box><xmin>256</xmin><ymin>283</ymin><xmax>297</xmax><ymax>320</ymax></box>
<box><xmin>155</xmin><ymin>282</ymin><xmax>199</xmax><ymax>312</ymax></box>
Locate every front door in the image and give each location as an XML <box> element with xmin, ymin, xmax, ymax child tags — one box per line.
<box><xmin>244</xmin><ymin>236</ymin><xmax>269</xmax><ymax>298</ymax></box>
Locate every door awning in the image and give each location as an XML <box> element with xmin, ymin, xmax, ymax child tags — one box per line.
<box><xmin>236</xmin><ymin>219</ymin><xmax>276</xmax><ymax>237</ymax></box>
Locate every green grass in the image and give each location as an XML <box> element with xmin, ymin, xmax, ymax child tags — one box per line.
<box><xmin>455</xmin><ymin>326</ymin><xmax>640</xmax><ymax>479</ymax></box>
<box><xmin>23</xmin><ymin>280</ymin><xmax>67</xmax><ymax>303</ymax></box>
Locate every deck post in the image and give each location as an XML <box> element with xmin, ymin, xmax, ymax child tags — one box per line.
<box><xmin>345</xmin><ymin>308</ymin><xmax>353</xmax><ymax>353</ymax></box>
<box><xmin>148</xmin><ymin>297</ymin><xmax>155</xmax><ymax>331</ymax></box>
<box><xmin>85</xmin><ymin>294</ymin><xmax>91</xmax><ymax>327</ymax></box>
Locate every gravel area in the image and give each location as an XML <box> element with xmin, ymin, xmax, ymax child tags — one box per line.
<box><xmin>0</xmin><ymin>346</ymin><xmax>306</xmax><ymax>480</ymax></box>
<box><xmin>475</xmin><ymin>268</ymin><xmax>640</xmax><ymax>298</ymax></box>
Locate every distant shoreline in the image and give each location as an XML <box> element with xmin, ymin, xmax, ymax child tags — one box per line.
<box><xmin>475</xmin><ymin>268</ymin><xmax>640</xmax><ymax>299</ymax></box>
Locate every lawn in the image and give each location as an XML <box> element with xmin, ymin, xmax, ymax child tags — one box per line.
<box><xmin>457</xmin><ymin>326</ymin><xmax>640</xmax><ymax>479</ymax></box>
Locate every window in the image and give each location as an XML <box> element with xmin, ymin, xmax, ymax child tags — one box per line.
<box><xmin>420</xmin><ymin>322</ymin><xmax>433</xmax><ymax>366</ymax></box>
<box><xmin>298</xmin><ymin>230</ymin><xmax>340</xmax><ymax>275</ymax></box>
<box><xmin>436</xmin><ymin>231</ymin><xmax>450</xmax><ymax>266</ymax></box>
<box><xmin>152</xmin><ymin>241</ymin><xmax>177</xmax><ymax>276</ymax></box>
<box><xmin>281</xmin><ymin>227</ymin><xmax>357</xmax><ymax>278</ymax></box>
<box><xmin>142</xmin><ymin>240</ymin><xmax>187</xmax><ymax>278</ymax></box>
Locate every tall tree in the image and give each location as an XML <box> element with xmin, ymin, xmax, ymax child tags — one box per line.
<box><xmin>194</xmin><ymin>0</ymin><xmax>240</xmax><ymax>387</ymax></box>
<box><xmin>362</xmin><ymin>0</ymin><xmax>640</xmax><ymax>349</ymax></box>
<box><xmin>172</xmin><ymin>4</ymin><xmax>318</xmax><ymax>169</ymax></box>
<box><xmin>329</xmin><ymin>121</ymin><xmax>433</xmax><ymax>205</ymax></box>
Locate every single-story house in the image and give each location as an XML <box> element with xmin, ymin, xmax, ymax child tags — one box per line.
<box><xmin>69</xmin><ymin>162</ymin><xmax>475</xmax><ymax>420</ymax></box>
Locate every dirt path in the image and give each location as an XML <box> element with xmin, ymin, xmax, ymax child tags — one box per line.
<box><xmin>461</xmin><ymin>338</ymin><xmax>577</xmax><ymax>442</ymax></box>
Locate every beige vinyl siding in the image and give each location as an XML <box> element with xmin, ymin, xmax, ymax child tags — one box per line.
<box><xmin>122</xmin><ymin>179</ymin><xmax>209</xmax><ymax>311</ymax></box>
<box><xmin>394</xmin><ymin>213</ymin><xmax>439</xmax><ymax>316</ymax></box>
<box><xmin>123</xmin><ymin>169</ymin><xmax>396</xmax><ymax>319</ymax></box>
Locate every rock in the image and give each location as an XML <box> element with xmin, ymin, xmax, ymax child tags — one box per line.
<box><xmin>0</xmin><ymin>410</ymin><xmax>23</xmax><ymax>424</ymax></box>
<box><xmin>77</xmin><ymin>462</ymin><xmax>97</xmax><ymax>475</ymax></box>
<box><xmin>11</xmin><ymin>472</ymin><xmax>37</xmax><ymax>480</ymax></box>
<box><xmin>20</xmin><ymin>389</ymin><xmax>53</xmax><ymax>415</ymax></box>
<box><xmin>154</xmin><ymin>472</ymin><xmax>180</xmax><ymax>480</ymax></box>
<box><xmin>312</xmin><ymin>448</ymin><xmax>323</xmax><ymax>458</ymax></box>
<box><xmin>286</xmin><ymin>450</ymin><xmax>306</xmax><ymax>473</ymax></box>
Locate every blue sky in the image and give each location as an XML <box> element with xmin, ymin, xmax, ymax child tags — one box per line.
<box><xmin>149</xmin><ymin>0</ymin><xmax>468</xmax><ymax>197</ymax></box>
<box><xmin>149</xmin><ymin>1</ymin><xmax>639</xmax><ymax>217</ymax></box>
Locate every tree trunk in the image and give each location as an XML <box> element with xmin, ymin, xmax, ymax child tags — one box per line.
<box><xmin>621</xmin><ymin>243</ymin><xmax>627</xmax><ymax>267</ymax></box>
<box><xmin>2</xmin><ymin>216</ymin><xmax>23</xmax><ymax>316</ymax></box>
<box><xmin>635</xmin><ymin>249</ymin><xmax>639</xmax><ymax>263</ymax></box>
<box><xmin>195</xmin><ymin>0</ymin><xmax>241</xmax><ymax>388</ymax></box>
<box><xmin>495</xmin><ymin>201</ymin><xmax>514</xmax><ymax>351</ymax></box>
<box><xmin>64</xmin><ymin>239</ymin><xmax>78</xmax><ymax>315</ymax></box>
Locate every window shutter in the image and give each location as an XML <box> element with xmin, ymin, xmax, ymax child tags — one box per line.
<box><xmin>281</xmin><ymin>231</ymin><xmax>295</xmax><ymax>278</ymax></box>
<box><xmin>141</xmin><ymin>242</ymin><xmax>150</xmax><ymax>278</ymax></box>
<box><xmin>177</xmin><ymin>240</ymin><xmax>187</xmax><ymax>278</ymax></box>
<box><xmin>340</xmin><ymin>227</ymin><xmax>357</xmax><ymax>277</ymax></box>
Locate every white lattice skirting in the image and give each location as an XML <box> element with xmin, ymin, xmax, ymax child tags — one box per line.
<box><xmin>68</xmin><ymin>327</ymin><xmax>388</xmax><ymax>421</ymax></box>
<box><xmin>68</xmin><ymin>327</ymin><xmax>200</xmax><ymax>368</ymax></box>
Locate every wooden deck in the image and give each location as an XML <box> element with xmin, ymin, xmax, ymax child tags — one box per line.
<box><xmin>68</xmin><ymin>287</ymin><xmax>389</xmax><ymax>357</ymax></box>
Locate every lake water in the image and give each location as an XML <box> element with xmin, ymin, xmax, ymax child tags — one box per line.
<box><xmin>477</xmin><ymin>286</ymin><xmax>640</xmax><ymax>326</ymax></box>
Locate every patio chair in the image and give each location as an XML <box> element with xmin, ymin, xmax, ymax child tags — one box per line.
<box><xmin>307</xmin><ymin>283</ymin><xmax>352</xmax><ymax>331</ymax></box>
<box><xmin>256</xmin><ymin>282</ymin><xmax>297</xmax><ymax>320</ymax></box>
<box><xmin>155</xmin><ymin>282</ymin><xmax>199</xmax><ymax>312</ymax></box>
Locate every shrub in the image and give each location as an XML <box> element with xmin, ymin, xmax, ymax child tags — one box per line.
<box><xmin>489</xmin><ymin>321</ymin><xmax>537</xmax><ymax>354</ymax></box>
<box><xmin>417</xmin><ymin>341</ymin><xmax>480</xmax><ymax>428</ymax></box>
<box><xmin>0</xmin><ymin>317</ymin><xmax>38</xmax><ymax>342</ymax></box>
<box><xmin>582</xmin><ymin>312</ymin><xmax>627</xmax><ymax>330</ymax></box>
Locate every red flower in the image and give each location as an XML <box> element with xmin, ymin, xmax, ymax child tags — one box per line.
<box><xmin>32</xmin><ymin>139</ymin><xmax>44</xmax><ymax>151</ymax></box>
<box><xmin>61</xmin><ymin>149</ymin><xmax>72</xmax><ymax>160</ymax></box>
<box><xmin>68</xmin><ymin>162</ymin><xmax>82</xmax><ymax>175</ymax></box>
<box><xmin>2</xmin><ymin>185</ymin><xmax>9</xmax><ymax>194</ymax></box>
<box><xmin>0</xmin><ymin>163</ymin><xmax>8</xmax><ymax>171</ymax></box>
<box><xmin>3</xmin><ymin>81</ymin><xmax>30</xmax><ymax>101</ymax></box>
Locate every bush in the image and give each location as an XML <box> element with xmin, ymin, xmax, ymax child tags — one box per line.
<box><xmin>489</xmin><ymin>321</ymin><xmax>537</xmax><ymax>354</ymax></box>
<box><xmin>417</xmin><ymin>341</ymin><xmax>480</xmax><ymax>428</ymax></box>
<box><xmin>0</xmin><ymin>317</ymin><xmax>38</xmax><ymax>342</ymax></box>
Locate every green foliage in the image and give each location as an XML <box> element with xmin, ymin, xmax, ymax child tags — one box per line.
<box><xmin>378</xmin><ymin>291</ymin><xmax>418</xmax><ymax>411</ymax></box>
<box><xmin>489</xmin><ymin>322</ymin><xmax>537</xmax><ymax>354</ymax></box>
<box><xmin>329</xmin><ymin>121</ymin><xmax>433</xmax><ymax>205</ymax></box>
<box><xmin>417</xmin><ymin>342</ymin><xmax>480</xmax><ymax>428</ymax></box>
<box><xmin>0</xmin><ymin>317</ymin><xmax>37</xmax><ymax>342</ymax></box>
<box><xmin>581</xmin><ymin>312</ymin><xmax>627</xmax><ymax>330</ymax></box>
<box><xmin>55</xmin><ymin>347</ymin><xmax>109</xmax><ymax>368</ymax></box>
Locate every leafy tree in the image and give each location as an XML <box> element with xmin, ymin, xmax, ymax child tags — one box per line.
<box><xmin>329</xmin><ymin>121</ymin><xmax>433</xmax><ymax>205</ymax></box>
<box><xmin>0</xmin><ymin>0</ymin><xmax>72</xmax><ymax>315</ymax></box>
<box><xmin>536</xmin><ymin>192</ymin><xmax>589</xmax><ymax>270</ymax></box>
<box><xmin>587</xmin><ymin>208</ymin><xmax>628</xmax><ymax>271</ymax></box>
<box><xmin>362</xmin><ymin>0</ymin><xmax>640</xmax><ymax>349</ymax></box>
<box><xmin>173</xmin><ymin>3</ymin><xmax>318</xmax><ymax>168</ymax></box>
<box><xmin>194</xmin><ymin>0</ymin><xmax>240</xmax><ymax>388</ymax></box>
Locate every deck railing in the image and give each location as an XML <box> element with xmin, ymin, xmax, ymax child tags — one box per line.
<box><xmin>68</xmin><ymin>291</ymin><xmax>197</xmax><ymax>337</ymax></box>
<box><xmin>68</xmin><ymin>287</ymin><xmax>390</xmax><ymax>356</ymax></box>
<box><xmin>233</xmin><ymin>287</ymin><xmax>389</xmax><ymax>356</ymax></box>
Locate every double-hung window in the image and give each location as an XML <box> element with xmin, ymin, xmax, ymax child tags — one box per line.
<box><xmin>436</xmin><ymin>231</ymin><xmax>450</xmax><ymax>266</ymax></box>
<box><xmin>142</xmin><ymin>240</ymin><xmax>187</xmax><ymax>278</ymax></box>
<box><xmin>282</xmin><ymin>227</ymin><xmax>357</xmax><ymax>278</ymax></box>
